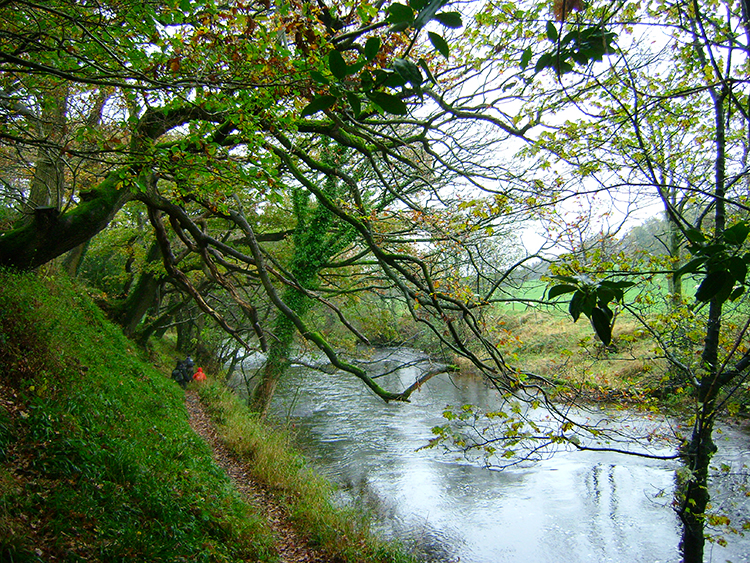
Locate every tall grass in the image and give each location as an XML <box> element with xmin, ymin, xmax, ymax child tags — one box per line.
<box><xmin>0</xmin><ymin>270</ymin><xmax>276</xmax><ymax>562</ymax></box>
<box><xmin>198</xmin><ymin>381</ymin><xmax>417</xmax><ymax>563</ymax></box>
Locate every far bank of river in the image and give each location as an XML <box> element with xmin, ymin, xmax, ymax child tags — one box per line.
<box><xmin>230</xmin><ymin>347</ymin><xmax>750</xmax><ymax>563</ymax></box>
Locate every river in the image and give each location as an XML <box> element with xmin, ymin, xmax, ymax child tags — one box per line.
<box><xmin>231</xmin><ymin>347</ymin><xmax>750</xmax><ymax>563</ymax></box>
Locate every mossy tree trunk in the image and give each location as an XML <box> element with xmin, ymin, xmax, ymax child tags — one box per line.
<box><xmin>25</xmin><ymin>86</ymin><xmax>68</xmax><ymax>217</ymax></box>
<box><xmin>0</xmin><ymin>172</ymin><xmax>134</xmax><ymax>271</ymax></box>
<box><xmin>678</xmin><ymin>392</ymin><xmax>717</xmax><ymax>563</ymax></box>
<box><xmin>0</xmin><ymin>105</ymin><xmax>216</xmax><ymax>272</ymax></box>
<box><xmin>250</xmin><ymin>148</ymin><xmax>355</xmax><ymax>417</ymax></box>
<box><xmin>114</xmin><ymin>242</ymin><xmax>164</xmax><ymax>337</ymax></box>
<box><xmin>249</xmin><ymin>309</ymin><xmax>296</xmax><ymax>418</ymax></box>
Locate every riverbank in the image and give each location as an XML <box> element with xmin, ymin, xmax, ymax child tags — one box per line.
<box><xmin>0</xmin><ymin>270</ymin><xmax>415</xmax><ymax>562</ymax></box>
<box><xmin>183</xmin><ymin>388</ymin><xmax>327</xmax><ymax>563</ymax></box>
<box><xmin>254</xmin><ymin>346</ymin><xmax>750</xmax><ymax>563</ymax></box>
<box><xmin>450</xmin><ymin>308</ymin><xmax>750</xmax><ymax>415</ymax></box>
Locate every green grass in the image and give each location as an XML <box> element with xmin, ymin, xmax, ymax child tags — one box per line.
<box><xmin>489</xmin><ymin>275</ymin><xmax>748</xmax><ymax>412</ymax></box>
<box><xmin>497</xmin><ymin>309</ymin><xmax>661</xmax><ymax>392</ymax></box>
<box><xmin>0</xmin><ymin>269</ymin><xmax>418</xmax><ymax>563</ymax></box>
<box><xmin>0</xmin><ymin>274</ymin><xmax>249</xmax><ymax>559</ymax></box>
<box><xmin>0</xmin><ymin>270</ymin><xmax>276</xmax><ymax>562</ymax></box>
<box><xmin>484</xmin><ymin>276</ymin><xmax>694</xmax><ymax>393</ymax></box>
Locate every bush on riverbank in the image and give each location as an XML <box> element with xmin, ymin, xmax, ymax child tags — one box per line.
<box><xmin>0</xmin><ymin>270</ymin><xmax>416</xmax><ymax>563</ymax></box>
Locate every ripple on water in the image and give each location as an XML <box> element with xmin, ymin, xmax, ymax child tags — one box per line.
<box><xmin>238</xmin><ymin>347</ymin><xmax>750</xmax><ymax>563</ymax></box>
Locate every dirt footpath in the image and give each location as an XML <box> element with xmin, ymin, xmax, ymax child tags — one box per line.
<box><xmin>184</xmin><ymin>390</ymin><xmax>329</xmax><ymax>563</ymax></box>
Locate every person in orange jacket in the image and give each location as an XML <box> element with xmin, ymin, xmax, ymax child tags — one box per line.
<box><xmin>193</xmin><ymin>367</ymin><xmax>206</xmax><ymax>381</ymax></box>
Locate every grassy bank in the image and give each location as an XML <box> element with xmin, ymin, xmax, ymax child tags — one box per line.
<box><xmin>0</xmin><ymin>270</ymin><xmax>414</xmax><ymax>563</ymax></box>
<box><xmin>496</xmin><ymin>309</ymin><xmax>661</xmax><ymax>393</ymax></box>
<box><xmin>196</xmin><ymin>382</ymin><xmax>414</xmax><ymax>563</ymax></box>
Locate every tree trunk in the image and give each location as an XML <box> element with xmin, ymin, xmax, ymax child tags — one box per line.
<box><xmin>24</xmin><ymin>86</ymin><xmax>68</xmax><ymax>217</ymax></box>
<box><xmin>115</xmin><ymin>242</ymin><xmax>163</xmax><ymax>336</ymax></box>
<box><xmin>246</xmin><ymin>166</ymin><xmax>354</xmax><ymax>417</ymax></box>
<box><xmin>1</xmin><ymin>104</ymin><xmax>208</xmax><ymax>272</ymax></box>
<box><xmin>175</xmin><ymin>307</ymin><xmax>196</xmax><ymax>353</ymax></box>
<box><xmin>678</xmin><ymin>77</ymin><xmax>728</xmax><ymax>563</ymax></box>
<box><xmin>118</xmin><ymin>273</ymin><xmax>163</xmax><ymax>336</ymax></box>
<box><xmin>667</xmin><ymin>212</ymin><xmax>683</xmax><ymax>307</ymax></box>
<box><xmin>0</xmin><ymin>170</ymin><xmax>133</xmax><ymax>271</ymax></box>
<box><xmin>61</xmin><ymin>241</ymin><xmax>90</xmax><ymax>278</ymax></box>
<box><xmin>135</xmin><ymin>297</ymin><xmax>185</xmax><ymax>346</ymax></box>
<box><xmin>249</xmin><ymin>312</ymin><xmax>295</xmax><ymax>418</ymax></box>
<box><xmin>679</xmin><ymin>397</ymin><xmax>717</xmax><ymax>563</ymax></box>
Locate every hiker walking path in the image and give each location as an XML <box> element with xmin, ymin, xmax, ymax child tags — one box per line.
<box><xmin>184</xmin><ymin>389</ymin><xmax>327</xmax><ymax>563</ymax></box>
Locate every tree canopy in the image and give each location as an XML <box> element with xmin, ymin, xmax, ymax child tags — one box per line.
<box><xmin>2</xmin><ymin>0</ymin><xmax>750</xmax><ymax>561</ymax></box>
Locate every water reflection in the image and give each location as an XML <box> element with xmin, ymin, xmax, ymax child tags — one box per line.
<box><xmin>231</xmin><ymin>348</ymin><xmax>750</xmax><ymax>563</ymax></box>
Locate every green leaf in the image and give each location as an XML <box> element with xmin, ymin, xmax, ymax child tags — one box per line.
<box><xmin>360</xmin><ymin>71</ymin><xmax>374</xmax><ymax>91</ymax></box>
<box><xmin>428</xmin><ymin>31</ymin><xmax>450</xmax><ymax>58</ymax></box>
<box><xmin>520</xmin><ymin>47</ymin><xmax>533</xmax><ymax>70</ymax></box>
<box><xmin>381</xmin><ymin>71</ymin><xmax>406</xmax><ymax>88</ymax></box>
<box><xmin>348</xmin><ymin>57</ymin><xmax>367</xmax><ymax>75</ymax></box>
<box><xmin>535</xmin><ymin>52</ymin><xmax>552</xmax><ymax>74</ymax></box>
<box><xmin>595</xmin><ymin>287</ymin><xmax>616</xmax><ymax>306</ymax></box>
<box><xmin>502</xmin><ymin>80</ymin><xmax>517</xmax><ymax>92</ymax></box>
<box><xmin>328</xmin><ymin>51</ymin><xmax>349</xmax><ymax>80</ymax></box>
<box><xmin>367</xmin><ymin>91</ymin><xmax>408</xmax><ymax>115</ymax></box>
<box><xmin>729</xmin><ymin>284</ymin><xmax>746</xmax><ymax>301</ymax></box>
<box><xmin>546</xmin><ymin>21</ymin><xmax>559</xmax><ymax>42</ymax></box>
<box><xmin>393</xmin><ymin>58</ymin><xmax>423</xmax><ymax>86</ymax></box>
<box><xmin>357</xmin><ymin>4</ymin><xmax>377</xmax><ymax>23</ymax></box>
<box><xmin>300</xmin><ymin>95</ymin><xmax>337</xmax><ymax>117</ymax></box>
<box><xmin>685</xmin><ymin>228</ymin><xmax>707</xmax><ymax>245</ymax></box>
<box><xmin>389</xmin><ymin>21</ymin><xmax>411</xmax><ymax>32</ymax></box>
<box><xmin>561</xmin><ymin>30</ymin><xmax>578</xmax><ymax>46</ymax></box>
<box><xmin>723</xmin><ymin>221</ymin><xmax>750</xmax><ymax>246</ymax></box>
<box><xmin>727</xmin><ymin>256</ymin><xmax>748</xmax><ymax>284</ymax></box>
<box><xmin>676</xmin><ymin>256</ymin><xmax>707</xmax><ymax>276</ymax></box>
<box><xmin>309</xmin><ymin>70</ymin><xmax>329</xmax><ymax>84</ymax></box>
<box><xmin>556</xmin><ymin>60</ymin><xmax>574</xmax><ymax>74</ymax></box>
<box><xmin>387</xmin><ymin>3</ymin><xmax>414</xmax><ymax>24</ymax></box>
<box><xmin>572</xmin><ymin>49</ymin><xmax>593</xmax><ymax>65</ymax></box>
<box><xmin>346</xmin><ymin>92</ymin><xmax>361</xmax><ymax>117</ymax></box>
<box><xmin>433</xmin><ymin>11</ymin><xmax>462</xmax><ymax>28</ymax></box>
<box><xmin>548</xmin><ymin>284</ymin><xmax>577</xmax><ymax>299</ymax></box>
<box><xmin>582</xmin><ymin>291</ymin><xmax>597</xmax><ymax>318</ymax></box>
<box><xmin>591</xmin><ymin>307</ymin><xmax>613</xmax><ymax>346</ymax></box>
<box><xmin>569</xmin><ymin>290</ymin><xmax>584</xmax><ymax>322</ymax></box>
<box><xmin>414</xmin><ymin>0</ymin><xmax>448</xmax><ymax>28</ymax></box>
<box><xmin>418</xmin><ymin>58</ymin><xmax>438</xmax><ymax>84</ymax></box>
<box><xmin>695</xmin><ymin>270</ymin><xmax>735</xmax><ymax>303</ymax></box>
<box><xmin>696</xmin><ymin>243</ymin><xmax>727</xmax><ymax>258</ymax></box>
<box><xmin>364</xmin><ymin>37</ymin><xmax>381</xmax><ymax>61</ymax></box>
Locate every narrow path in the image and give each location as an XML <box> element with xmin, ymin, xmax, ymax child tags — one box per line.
<box><xmin>184</xmin><ymin>390</ymin><xmax>328</xmax><ymax>563</ymax></box>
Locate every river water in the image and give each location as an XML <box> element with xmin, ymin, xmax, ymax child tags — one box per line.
<box><xmin>232</xmin><ymin>347</ymin><xmax>750</xmax><ymax>563</ymax></box>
